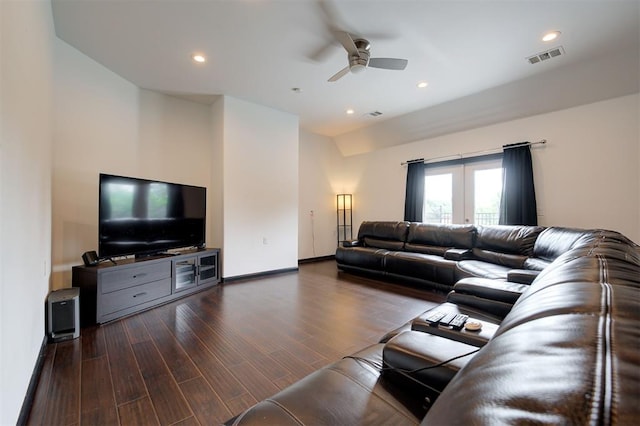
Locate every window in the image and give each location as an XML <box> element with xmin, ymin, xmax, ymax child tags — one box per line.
<box><xmin>424</xmin><ymin>173</ymin><xmax>453</xmax><ymax>224</ymax></box>
<box><xmin>424</xmin><ymin>158</ymin><xmax>503</xmax><ymax>225</ymax></box>
<box><xmin>472</xmin><ymin>167</ymin><xmax>502</xmax><ymax>225</ymax></box>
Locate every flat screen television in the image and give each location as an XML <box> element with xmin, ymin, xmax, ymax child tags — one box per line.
<box><xmin>99</xmin><ymin>173</ymin><xmax>206</xmax><ymax>258</ymax></box>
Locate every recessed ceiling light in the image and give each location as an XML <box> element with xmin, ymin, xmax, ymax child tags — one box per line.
<box><xmin>417</xmin><ymin>81</ymin><xmax>428</xmax><ymax>89</ymax></box>
<box><xmin>192</xmin><ymin>53</ymin><xmax>206</xmax><ymax>63</ymax></box>
<box><xmin>542</xmin><ymin>31</ymin><xmax>561</xmax><ymax>42</ymax></box>
<box><xmin>346</xmin><ymin>108</ymin><xmax>355</xmax><ymax>115</ymax></box>
<box><xmin>291</xmin><ymin>87</ymin><xmax>302</xmax><ymax>93</ymax></box>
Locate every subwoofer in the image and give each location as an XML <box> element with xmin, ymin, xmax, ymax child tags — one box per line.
<box><xmin>47</xmin><ymin>288</ymin><xmax>80</xmax><ymax>342</ymax></box>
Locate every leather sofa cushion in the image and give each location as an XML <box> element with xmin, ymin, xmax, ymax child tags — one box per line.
<box><xmin>523</xmin><ymin>257</ymin><xmax>551</xmax><ymax>271</ymax></box>
<box><xmin>403</xmin><ymin>244</ymin><xmax>448</xmax><ymax>256</ymax></box>
<box><xmin>446</xmin><ymin>292</ymin><xmax>514</xmax><ymax>320</ymax></box>
<box><xmin>357</xmin><ymin>221</ymin><xmax>409</xmax><ymax>245</ymax></box>
<box><xmin>335</xmin><ymin>247</ymin><xmax>388</xmax><ymax>271</ymax></box>
<box><xmin>363</xmin><ymin>237</ymin><xmax>405</xmax><ymax>251</ymax></box>
<box><xmin>385</xmin><ymin>252</ymin><xmax>457</xmax><ymax>286</ymax></box>
<box><xmin>532</xmin><ymin>226</ymin><xmax>591</xmax><ymax>261</ymax></box>
<box><xmin>471</xmin><ymin>248</ymin><xmax>528</xmax><ymax>269</ymax></box>
<box><xmin>406</xmin><ymin>223</ymin><xmax>476</xmax><ymax>249</ymax></box>
<box><xmin>475</xmin><ymin>225</ymin><xmax>544</xmax><ymax>256</ymax></box>
<box><xmin>506</xmin><ymin>269</ymin><xmax>539</xmax><ymax>284</ymax></box>
<box><xmin>453</xmin><ymin>278</ymin><xmax>528</xmax><ymax>304</ymax></box>
<box><xmin>228</xmin><ymin>344</ymin><xmax>421</xmax><ymax>425</ymax></box>
<box><xmin>443</xmin><ymin>248</ymin><xmax>473</xmax><ymax>261</ymax></box>
<box><xmin>455</xmin><ymin>259</ymin><xmax>512</xmax><ymax>281</ymax></box>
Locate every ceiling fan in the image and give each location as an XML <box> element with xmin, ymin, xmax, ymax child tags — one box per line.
<box><xmin>328</xmin><ymin>31</ymin><xmax>408</xmax><ymax>82</ymax></box>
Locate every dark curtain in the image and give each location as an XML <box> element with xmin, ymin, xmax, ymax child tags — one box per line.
<box><xmin>404</xmin><ymin>161</ymin><xmax>425</xmax><ymax>222</ymax></box>
<box><xmin>499</xmin><ymin>142</ymin><xmax>538</xmax><ymax>225</ymax></box>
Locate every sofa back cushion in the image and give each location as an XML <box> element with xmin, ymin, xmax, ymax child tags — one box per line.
<box><xmin>405</xmin><ymin>223</ymin><xmax>476</xmax><ymax>255</ymax></box>
<box><xmin>473</xmin><ymin>225</ymin><xmax>544</xmax><ymax>268</ymax></box>
<box><xmin>357</xmin><ymin>221</ymin><xmax>409</xmax><ymax>250</ymax></box>
<box><xmin>532</xmin><ymin>227</ymin><xmax>590</xmax><ymax>261</ymax></box>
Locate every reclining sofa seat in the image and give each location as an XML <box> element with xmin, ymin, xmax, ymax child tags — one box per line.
<box><xmin>335</xmin><ymin>221</ymin><xmax>409</xmax><ymax>273</ymax></box>
<box><xmin>385</xmin><ymin>223</ymin><xmax>476</xmax><ymax>290</ymax></box>
<box><xmin>453</xmin><ymin>224</ymin><xmax>544</xmax><ymax>281</ymax></box>
<box><xmin>448</xmin><ymin>226</ymin><xmax>595</xmax><ymax>317</ymax></box>
<box><xmin>227</xmin><ymin>228</ymin><xmax>640</xmax><ymax>425</ymax></box>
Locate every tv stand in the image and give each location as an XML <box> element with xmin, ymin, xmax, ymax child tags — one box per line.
<box><xmin>72</xmin><ymin>248</ymin><xmax>220</xmax><ymax>325</ymax></box>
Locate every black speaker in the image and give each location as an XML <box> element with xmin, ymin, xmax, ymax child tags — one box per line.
<box><xmin>47</xmin><ymin>288</ymin><xmax>80</xmax><ymax>342</ymax></box>
<box><xmin>82</xmin><ymin>250</ymin><xmax>99</xmax><ymax>266</ymax></box>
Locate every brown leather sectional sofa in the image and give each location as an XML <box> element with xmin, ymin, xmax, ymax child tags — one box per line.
<box><xmin>227</xmin><ymin>222</ymin><xmax>640</xmax><ymax>425</ymax></box>
<box><xmin>337</xmin><ymin>221</ymin><xmax>553</xmax><ymax>289</ymax></box>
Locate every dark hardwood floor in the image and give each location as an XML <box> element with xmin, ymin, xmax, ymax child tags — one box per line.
<box><xmin>27</xmin><ymin>260</ymin><xmax>445</xmax><ymax>425</ymax></box>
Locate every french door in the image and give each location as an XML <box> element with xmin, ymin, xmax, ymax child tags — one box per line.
<box><xmin>423</xmin><ymin>159</ymin><xmax>503</xmax><ymax>225</ymax></box>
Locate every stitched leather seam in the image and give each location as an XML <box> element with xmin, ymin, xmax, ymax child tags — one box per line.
<box><xmin>262</xmin><ymin>399</ymin><xmax>306</xmax><ymax>425</ymax></box>
<box><xmin>326</xmin><ymin>363</ymin><xmax>419</xmax><ymax>423</ymax></box>
<box><xmin>587</xmin><ymin>255</ymin><xmax>613</xmax><ymax>426</ymax></box>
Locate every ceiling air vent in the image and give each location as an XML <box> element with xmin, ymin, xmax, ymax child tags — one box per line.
<box><xmin>527</xmin><ymin>46</ymin><xmax>565</xmax><ymax>64</ymax></box>
<box><xmin>368</xmin><ymin>111</ymin><xmax>383</xmax><ymax>117</ymax></box>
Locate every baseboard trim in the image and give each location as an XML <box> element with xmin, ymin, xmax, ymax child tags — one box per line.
<box><xmin>298</xmin><ymin>255</ymin><xmax>335</xmax><ymax>264</ymax></box>
<box><xmin>17</xmin><ymin>335</ymin><xmax>48</xmax><ymax>426</ymax></box>
<box><xmin>222</xmin><ymin>267</ymin><xmax>299</xmax><ymax>283</ymax></box>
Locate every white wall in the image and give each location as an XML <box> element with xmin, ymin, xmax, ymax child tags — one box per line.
<box><xmin>221</xmin><ymin>97</ymin><xmax>299</xmax><ymax>277</ymax></box>
<box><xmin>0</xmin><ymin>1</ymin><xmax>54</xmax><ymax>423</ymax></box>
<box><xmin>333</xmin><ymin>94</ymin><xmax>640</xmax><ymax>243</ymax></box>
<box><xmin>298</xmin><ymin>130</ymin><xmax>348</xmax><ymax>259</ymax></box>
<box><xmin>209</xmin><ymin>98</ymin><xmax>225</xmax><ymax>252</ymax></box>
<box><xmin>52</xmin><ymin>39</ymin><xmax>214</xmax><ymax>288</ymax></box>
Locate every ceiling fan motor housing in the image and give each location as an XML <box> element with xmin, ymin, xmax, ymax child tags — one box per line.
<box><xmin>349</xmin><ymin>38</ymin><xmax>371</xmax><ymax>72</ymax></box>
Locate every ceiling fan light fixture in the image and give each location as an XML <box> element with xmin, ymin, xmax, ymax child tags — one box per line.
<box><xmin>350</xmin><ymin>63</ymin><xmax>366</xmax><ymax>74</ymax></box>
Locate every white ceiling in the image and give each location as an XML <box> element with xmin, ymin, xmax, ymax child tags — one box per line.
<box><xmin>52</xmin><ymin>0</ymin><xmax>639</xmax><ymax>148</ymax></box>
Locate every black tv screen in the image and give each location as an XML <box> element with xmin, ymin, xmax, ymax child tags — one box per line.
<box><xmin>99</xmin><ymin>174</ymin><xmax>206</xmax><ymax>258</ymax></box>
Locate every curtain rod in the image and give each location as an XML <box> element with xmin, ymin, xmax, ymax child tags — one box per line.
<box><xmin>401</xmin><ymin>139</ymin><xmax>547</xmax><ymax>166</ymax></box>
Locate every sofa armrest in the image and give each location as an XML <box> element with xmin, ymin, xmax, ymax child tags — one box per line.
<box><xmin>444</xmin><ymin>248</ymin><xmax>473</xmax><ymax>261</ymax></box>
<box><xmin>507</xmin><ymin>269</ymin><xmax>539</xmax><ymax>285</ymax></box>
<box><xmin>342</xmin><ymin>239</ymin><xmax>361</xmax><ymax>247</ymax></box>
<box><xmin>382</xmin><ymin>331</ymin><xmax>478</xmax><ymax>407</ymax></box>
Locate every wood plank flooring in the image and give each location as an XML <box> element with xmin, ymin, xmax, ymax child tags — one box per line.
<box><xmin>26</xmin><ymin>260</ymin><xmax>445</xmax><ymax>425</ymax></box>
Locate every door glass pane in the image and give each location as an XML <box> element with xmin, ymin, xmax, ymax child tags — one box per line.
<box><xmin>473</xmin><ymin>168</ymin><xmax>502</xmax><ymax>225</ymax></box>
<box><xmin>424</xmin><ymin>174</ymin><xmax>452</xmax><ymax>224</ymax></box>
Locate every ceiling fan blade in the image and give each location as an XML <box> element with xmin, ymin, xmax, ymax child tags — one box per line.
<box><xmin>368</xmin><ymin>58</ymin><xmax>408</xmax><ymax>70</ymax></box>
<box><xmin>335</xmin><ymin>31</ymin><xmax>360</xmax><ymax>57</ymax></box>
<box><xmin>328</xmin><ymin>66</ymin><xmax>350</xmax><ymax>82</ymax></box>
<box><xmin>309</xmin><ymin>43</ymin><xmax>336</xmax><ymax>62</ymax></box>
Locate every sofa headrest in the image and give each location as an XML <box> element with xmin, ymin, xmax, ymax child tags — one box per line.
<box><xmin>532</xmin><ymin>227</ymin><xmax>592</xmax><ymax>261</ymax></box>
<box><xmin>406</xmin><ymin>223</ymin><xmax>476</xmax><ymax>249</ymax></box>
<box><xmin>475</xmin><ymin>225</ymin><xmax>544</xmax><ymax>256</ymax></box>
<box><xmin>357</xmin><ymin>221</ymin><xmax>410</xmax><ymax>250</ymax></box>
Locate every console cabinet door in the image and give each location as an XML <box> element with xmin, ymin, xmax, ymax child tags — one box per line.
<box><xmin>173</xmin><ymin>256</ymin><xmax>198</xmax><ymax>292</ymax></box>
<box><xmin>197</xmin><ymin>252</ymin><xmax>219</xmax><ymax>286</ymax></box>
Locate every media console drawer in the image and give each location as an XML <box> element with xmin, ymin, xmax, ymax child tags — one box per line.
<box><xmin>100</xmin><ymin>278</ymin><xmax>172</xmax><ymax>316</ymax></box>
<box><xmin>101</xmin><ymin>262</ymin><xmax>171</xmax><ymax>294</ymax></box>
<box><xmin>72</xmin><ymin>248</ymin><xmax>221</xmax><ymax>325</ymax></box>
